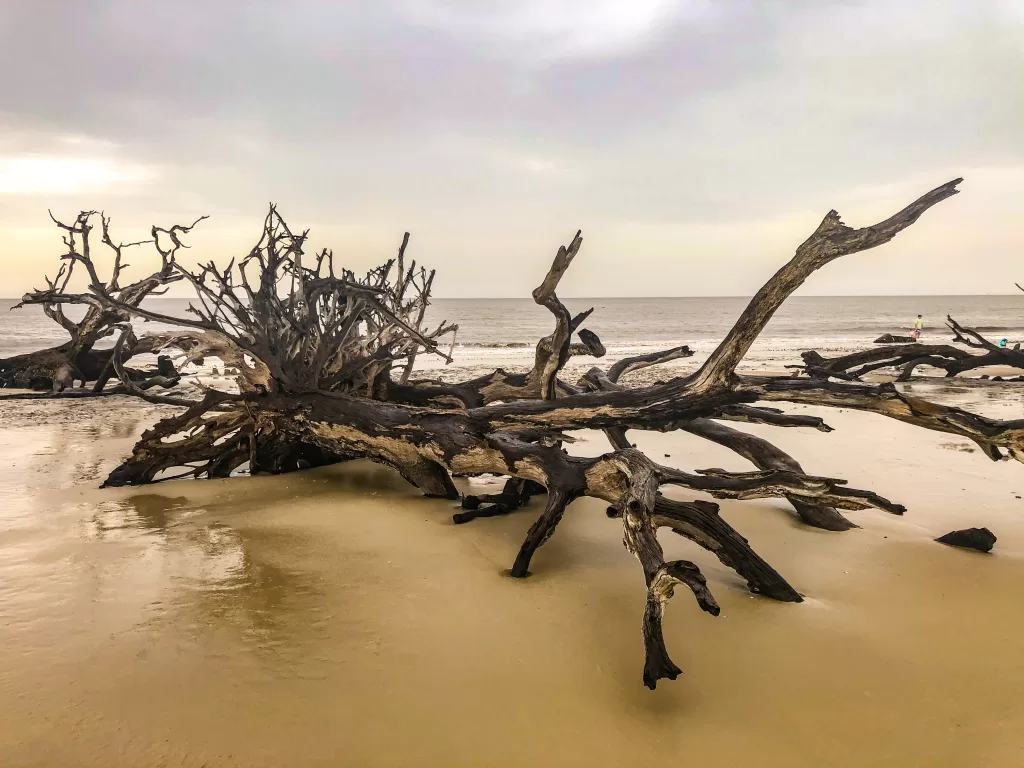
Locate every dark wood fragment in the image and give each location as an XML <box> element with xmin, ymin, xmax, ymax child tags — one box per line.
<box><xmin>935</xmin><ymin>527</ymin><xmax>996</xmax><ymax>553</ymax></box>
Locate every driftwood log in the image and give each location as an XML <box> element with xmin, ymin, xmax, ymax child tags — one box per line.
<box><xmin>12</xmin><ymin>176</ymin><xmax>1023</xmax><ymax>690</ymax></box>
<box><xmin>873</xmin><ymin>333</ymin><xmax>918</xmax><ymax>344</ymax></box>
<box><xmin>805</xmin><ymin>316</ymin><xmax>1024</xmax><ymax>382</ymax></box>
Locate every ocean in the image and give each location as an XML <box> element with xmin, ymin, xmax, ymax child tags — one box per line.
<box><xmin>2</xmin><ymin>295</ymin><xmax>1021</xmax><ymax>373</ymax></box>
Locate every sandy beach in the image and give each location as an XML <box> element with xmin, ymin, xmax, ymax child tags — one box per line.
<box><xmin>3</xmin><ymin>0</ymin><xmax>1022</xmax><ymax>763</ymax></box>
<box><xmin>2</xmin><ymin>376</ymin><xmax>1024</xmax><ymax>767</ymax></box>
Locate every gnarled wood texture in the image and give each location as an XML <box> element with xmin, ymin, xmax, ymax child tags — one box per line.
<box><xmin>12</xmin><ymin>178</ymin><xmax>1016</xmax><ymax>690</ymax></box>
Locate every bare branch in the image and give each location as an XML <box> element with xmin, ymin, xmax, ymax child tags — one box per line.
<box><xmin>693</xmin><ymin>178</ymin><xmax>962</xmax><ymax>390</ymax></box>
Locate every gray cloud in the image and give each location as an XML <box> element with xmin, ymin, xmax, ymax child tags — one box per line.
<box><xmin>0</xmin><ymin>0</ymin><xmax>1021</xmax><ymax>296</ymax></box>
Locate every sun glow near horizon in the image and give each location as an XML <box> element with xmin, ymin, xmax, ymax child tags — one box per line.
<box><xmin>0</xmin><ymin>0</ymin><xmax>1020</xmax><ymax>297</ymax></box>
<box><xmin>0</xmin><ymin>154</ymin><xmax>155</xmax><ymax>196</ymax></box>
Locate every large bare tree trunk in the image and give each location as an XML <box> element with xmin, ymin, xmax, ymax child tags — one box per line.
<box><xmin>13</xmin><ymin>177</ymin><xmax>1022</xmax><ymax>690</ymax></box>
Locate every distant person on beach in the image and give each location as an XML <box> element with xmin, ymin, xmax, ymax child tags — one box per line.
<box><xmin>911</xmin><ymin>314</ymin><xmax>923</xmax><ymax>341</ymax></box>
<box><xmin>1000</xmin><ymin>338</ymin><xmax>1008</xmax><ymax>348</ymax></box>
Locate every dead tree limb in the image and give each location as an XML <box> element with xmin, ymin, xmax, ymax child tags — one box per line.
<box><xmin>797</xmin><ymin>314</ymin><xmax>1024</xmax><ymax>382</ymax></box>
<box><xmin>582</xmin><ymin>355</ymin><xmax>854</xmax><ymax>530</ymax></box>
<box><xmin>679</xmin><ymin>420</ymin><xmax>858</xmax><ymax>530</ymax></box>
<box><xmin>692</xmin><ymin>178</ymin><xmax>962</xmax><ymax>391</ymax></box>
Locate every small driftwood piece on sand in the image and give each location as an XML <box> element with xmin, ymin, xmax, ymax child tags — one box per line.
<box><xmin>936</xmin><ymin>527</ymin><xmax>997</xmax><ymax>552</ymax></box>
<box><xmin>14</xmin><ymin>177</ymin><xmax>1024</xmax><ymax>690</ymax></box>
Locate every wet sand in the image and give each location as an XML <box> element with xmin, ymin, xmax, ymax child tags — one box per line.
<box><xmin>2</xmin><ymin>391</ymin><xmax>1024</xmax><ymax>766</ymax></box>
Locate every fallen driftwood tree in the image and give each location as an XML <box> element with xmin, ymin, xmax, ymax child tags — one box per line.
<box><xmin>0</xmin><ymin>212</ymin><xmax>202</xmax><ymax>391</ymax></box>
<box><xmin>13</xmin><ymin>176</ymin><xmax>1024</xmax><ymax>689</ymax></box>
<box><xmin>805</xmin><ymin>314</ymin><xmax>1024</xmax><ymax>381</ymax></box>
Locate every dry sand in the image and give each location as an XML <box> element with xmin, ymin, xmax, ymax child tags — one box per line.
<box><xmin>2</xmin><ymin>386</ymin><xmax>1024</xmax><ymax>767</ymax></box>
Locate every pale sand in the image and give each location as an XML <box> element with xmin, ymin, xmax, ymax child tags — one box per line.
<box><xmin>2</xmin><ymin>391</ymin><xmax>1024</xmax><ymax>766</ymax></box>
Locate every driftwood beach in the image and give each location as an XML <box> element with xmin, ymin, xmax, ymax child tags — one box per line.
<box><xmin>4</xmin><ymin>180</ymin><xmax>1024</xmax><ymax>764</ymax></box>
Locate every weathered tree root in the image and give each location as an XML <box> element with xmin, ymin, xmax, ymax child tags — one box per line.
<box><xmin>581</xmin><ymin>363</ymin><xmax>857</xmax><ymax>530</ymax></box>
<box><xmin>511</xmin><ymin>487</ymin><xmax>579</xmax><ymax>577</ymax></box>
<box><xmin>642</xmin><ymin>559</ymin><xmax>720</xmax><ymax>688</ymax></box>
<box><xmin>100</xmin><ymin>392</ymin><xmax>351</xmax><ymax>486</ymax></box>
<box><xmin>682</xmin><ymin>419</ymin><xmax>857</xmax><ymax>530</ymax></box>
<box><xmin>21</xmin><ymin>177</ymin><xmax>1021</xmax><ymax>690</ymax></box>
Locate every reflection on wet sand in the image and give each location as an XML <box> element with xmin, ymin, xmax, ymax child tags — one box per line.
<box><xmin>2</xmin><ymin>394</ymin><xmax>1024</xmax><ymax>766</ymax></box>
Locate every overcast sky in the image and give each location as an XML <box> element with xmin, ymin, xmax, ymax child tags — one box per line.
<box><xmin>0</xmin><ymin>0</ymin><xmax>1021</xmax><ymax>297</ymax></box>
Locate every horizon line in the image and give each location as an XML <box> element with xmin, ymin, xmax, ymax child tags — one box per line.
<box><xmin>2</xmin><ymin>292</ymin><xmax>1022</xmax><ymax>301</ymax></box>
<box><xmin>432</xmin><ymin>293</ymin><xmax>1024</xmax><ymax>300</ymax></box>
